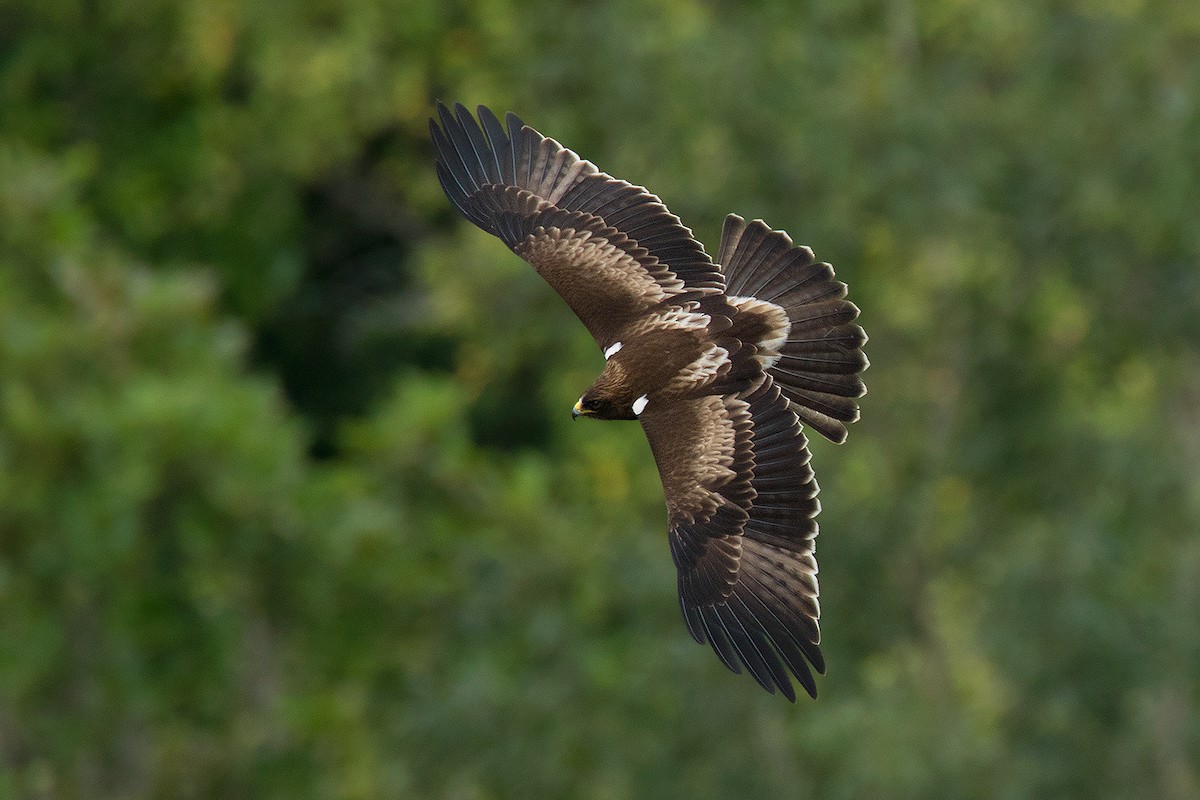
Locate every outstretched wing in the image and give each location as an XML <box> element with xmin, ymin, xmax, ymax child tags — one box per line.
<box><xmin>639</xmin><ymin>374</ymin><xmax>824</xmax><ymax>701</ymax></box>
<box><xmin>430</xmin><ymin>102</ymin><xmax>725</xmax><ymax>348</ymax></box>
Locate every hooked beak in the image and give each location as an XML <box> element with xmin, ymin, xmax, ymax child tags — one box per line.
<box><xmin>572</xmin><ymin>399</ymin><xmax>588</xmax><ymax>420</ymax></box>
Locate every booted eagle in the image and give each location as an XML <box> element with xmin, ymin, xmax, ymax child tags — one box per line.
<box><xmin>431</xmin><ymin>103</ymin><xmax>867</xmax><ymax>701</ymax></box>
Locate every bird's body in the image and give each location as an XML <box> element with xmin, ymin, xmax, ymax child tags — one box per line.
<box><xmin>431</xmin><ymin>103</ymin><xmax>868</xmax><ymax>701</ymax></box>
<box><xmin>577</xmin><ymin>293</ymin><xmax>789</xmax><ymax>420</ymax></box>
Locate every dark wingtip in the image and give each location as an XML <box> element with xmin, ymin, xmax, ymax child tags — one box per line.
<box><xmin>476</xmin><ymin>104</ymin><xmax>501</xmax><ymax>129</ymax></box>
<box><xmin>429</xmin><ymin>100</ymin><xmax>447</xmax><ymax>133</ymax></box>
<box><xmin>504</xmin><ymin>110</ymin><xmax>526</xmax><ymax>136</ymax></box>
<box><xmin>435</xmin><ymin>100</ymin><xmax>454</xmax><ymax>125</ymax></box>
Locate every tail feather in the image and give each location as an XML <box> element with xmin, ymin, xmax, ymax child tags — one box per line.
<box><xmin>720</xmin><ymin>216</ymin><xmax>811</xmax><ymax>298</ymax></box>
<box><xmin>774</xmin><ymin>371</ymin><xmax>863</xmax><ymax>401</ymax></box>
<box><xmin>719</xmin><ymin>215</ymin><xmax>868</xmax><ymax>444</ymax></box>
<box><xmin>787</xmin><ymin>323</ymin><xmax>868</xmax><ymax>352</ymax></box>
<box><xmin>765</xmin><ymin>278</ymin><xmax>849</xmax><ymax>310</ymax></box>
<box><xmin>755</xmin><ymin>261</ymin><xmax>838</xmax><ymax>307</ymax></box>
<box><xmin>777</xmin><ymin>349</ymin><xmax>869</xmax><ymax>376</ymax></box>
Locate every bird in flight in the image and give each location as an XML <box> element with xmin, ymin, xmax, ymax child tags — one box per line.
<box><xmin>430</xmin><ymin>103</ymin><xmax>867</xmax><ymax>701</ymax></box>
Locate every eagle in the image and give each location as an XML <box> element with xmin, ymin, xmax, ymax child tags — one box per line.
<box><xmin>430</xmin><ymin>103</ymin><xmax>867</xmax><ymax>701</ymax></box>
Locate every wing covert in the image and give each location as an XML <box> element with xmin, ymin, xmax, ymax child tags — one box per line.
<box><xmin>639</xmin><ymin>375</ymin><xmax>824</xmax><ymax>701</ymax></box>
<box><xmin>431</xmin><ymin>102</ymin><xmax>725</xmax><ymax>347</ymax></box>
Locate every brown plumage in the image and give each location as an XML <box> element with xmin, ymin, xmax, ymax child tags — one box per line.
<box><xmin>431</xmin><ymin>103</ymin><xmax>868</xmax><ymax>701</ymax></box>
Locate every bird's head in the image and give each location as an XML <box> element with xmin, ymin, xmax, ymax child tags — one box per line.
<box><xmin>573</xmin><ymin>391</ymin><xmax>624</xmax><ymax>421</ymax></box>
<box><xmin>573</xmin><ymin>352</ymin><xmax>647</xmax><ymax>421</ymax></box>
<box><xmin>572</xmin><ymin>389</ymin><xmax>647</xmax><ymax>421</ymax></box>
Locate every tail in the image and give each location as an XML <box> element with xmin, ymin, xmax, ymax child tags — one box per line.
<box><xmin>718</xmin><ymin>215</ymin><xmax>868</xmax><ymax>444</ymax></box>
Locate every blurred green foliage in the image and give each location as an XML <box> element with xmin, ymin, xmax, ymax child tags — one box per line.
<box><xmin>2</xmin><ymin>0</ymin><xmax>1199</xmax><ymax>797</ymax></box>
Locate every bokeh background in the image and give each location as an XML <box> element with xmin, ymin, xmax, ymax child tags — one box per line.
<box><xmin>2</xmin><ymin>1</ymin><xmax>1199</xmax><ymax>797</ymax></box>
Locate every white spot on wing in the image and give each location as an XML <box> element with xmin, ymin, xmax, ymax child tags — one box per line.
<box><xmin>632</xmin><ymin>394</ymin><xmax>649</xmax><ymax>415</ymax></box>
<box><xmin>604</xmin><ymin>341</ymin><xmax>623</xmax><ymax>359</ymax></box>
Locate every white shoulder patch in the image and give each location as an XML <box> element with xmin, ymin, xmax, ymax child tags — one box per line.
<box><xmin>604</xmin><ymin>341</ymin><xmax>623</xmax><ymax>360</ymax></box>
<box><xmin>632</xmin><ymin>394</ymin><xmax>649</xmax><ymax>416</ymax></box>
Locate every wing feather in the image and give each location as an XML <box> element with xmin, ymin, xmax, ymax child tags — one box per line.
<box><xmin>640</xmin><ymin>374</ymin><xmax>825</xmax><ymax>700</ymax></box>
<box><xmin>475</xmin><ymin>106</ymin><xmax>510</xmax><ymax>181</ymax></box>
<box><xmin>431</xmin><ymin>103</ymin><xmax>726</xmax><ymax>348</ymax></box>
<box><xmin>699</xmin><ymin>606</ymin><xmax>741</xmax><ymax>674</ymax></box>
<box><xmin>454</xmin><ymin>103</ymin><xmax>499</xmax><ymax>185</ymax></box>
